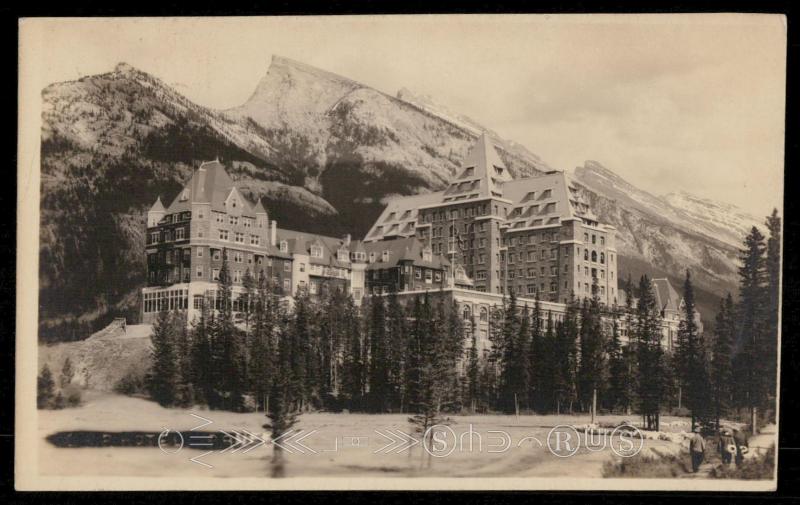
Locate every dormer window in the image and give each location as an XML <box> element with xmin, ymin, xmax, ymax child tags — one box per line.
<box><xmin>369</xmin><ymin>252</ymin><xmax>376</xmax><ymax>263</ymax></box>
<box><xmin>464</xmin><ymin>167</ymin><xmax>475</xmax><ymax>177</ymax></box>
<box><xmin>279</xmin><ymin>240</ymin><xmax>288</xmax><ymax>253</ymax></box>
<box><xmin>542</xmin><ymin>189</ymin><xmax>552</xmax><ymax>199</ymax></box>
<box><xmin>382</xmin><ymin>250</ymin><xmax>390</xmax><ymax>262</ymax></box>
<box><xmin>494</xmin><ymin>166</ymin><xmax>504</xmax><ymax>176</ymax></box>
<box><xmin>311</xmin><ymin>245</ymin><xmax>323</xmax><ymax>258</ymax></box>
<box><xmin>422</xmin><ymin>247</ymin><xmax>432</xmax><ymax>262</ymax></box>
<box><xmin>179</xmin><ymin>189</ymin><xmax>189</xmax><ymax>201</ymax></box>
<box><xmin>338</xmin><ymin>249</ymin><xmax>349</xmax><ymax>262</ymax></box>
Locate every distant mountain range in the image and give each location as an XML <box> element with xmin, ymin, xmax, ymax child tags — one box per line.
<box><xmin>38</xmin><ymin>56</ymin><xmax>765</xmax><ymax>339</ymax></box>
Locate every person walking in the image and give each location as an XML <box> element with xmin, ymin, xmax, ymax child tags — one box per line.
<box><xmin>733</xmin><ymin>428</ymin><xmax>749</xmax><ymax>466</ymax></box>
<box><xmin>689</xmin><ymin>426</ymin><xmax>706</xmax><ymax>473</ymax></box>
<box><xmin>719</xmin><ymin>428</ymin><xmax>737</xmax><ymax>467</ymax></box>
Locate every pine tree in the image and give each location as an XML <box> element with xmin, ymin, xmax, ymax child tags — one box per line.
<box><xmin>465</xmin><ymin>319</ymin><xmax>480</xmax><ymax>413</ymax></box>
<box><xmin>367</xmin><ymin>295</ymin><xmax>389</xmax><ymax>412</ymax></box>
<box><xmin>578</xmin><ymin>282</ymin><xmax>605</xmax><ymax>413</ymax></box>
<box><xmin>190</xmin><ymin>292</ymin><xmax>215</xmax><ymax>407</ymax></box>
<box><xmin>212</xmin><ymin>251</ymin><xmax>245</xmax><ymax>411</ymax></box>
<box><xmin>173</xmin><ymin>310</ymin><xmax>193</xmax><ymax>407</ymax></box>
<box><xmin>404</xmin><ymin>296</ymin><xmax>425</xmax><ymax>414</ymax></box>
<box><xmin>676</xmin><ymin>270</ymin><xmax>710</xmax><ymax>429</ymax></box>
<box><xmin>498</xmin><ymin>291</ymin><xmax>524</xmax><ymax>413</ymax></box>
<box><xmin>634</xmin><ymin>275</ymin><xmax>667</xmax><ymax>431</ymax></box>
<box><xmin>148</xmin><ymin>310</ymin><xmax>177</xmax><ymax>407</ymax></box>
<box><xmin>264</xmin><ymin>303</ymin><xmax>300</xmax><ymax>478</ymax></box>
<box><xmin>317</xmin><ymin>287</ymin><xmax>343</xmax><ymax>406</ymax></box>
<box><xmin>527</xmin><ymin>295</ymin><xmax>543</xmax><ymax>411</ymax></box>
<box><xmin>289</xmin><ymin>287</ymin><xmax>315</xmax><ymax>410</ymax></box>
<box><xmin>408</xmin><ymin>292</ymin><xmax>460</xmax><ymax>457</ymax></box>
<box><xmin>711</xmin><ymin>294</ymin><xmax>735</xmax><ymax>430</ymax></box>
<box><xmin>241</xmin><ymin>267</ymin><xmax>256</xmax><ymax>331</ymax></box>
<box><xmin>386</xmin><ymin>290</ymin><xmax>408</xmax><ymax>411</ymax></box>
<box><xmin>734</xmin><ymin>226</ymin><xmax>769</xmax><ymax>432</ymax></box>
<box><xmin>37</xmin><ymin>364</ymin><xmax>55</xmax><ymax>409</ymax></box>
<box><xmin>341</xmin><ymin>294</ymin><xmax>365</xmax><ymax>410</ymax></box>
<box><xmin>554</xmin><ymin>295</ymin><xmax>579</xmax><ymax>414</ymax></box>
<box><xmin>765</xmin><ymin>209</ymin><xmax>781</xmax><ymax>403</ymax></box>
<box><xmin>248</xmin><ymin>270</ymin><xmax>276</xmax><ymax>411</ymax></box>
<box><xmin>606</xmin><ymin>308</ymin><xmax>630</xmax><ymax>412</ymax></box>
<box><xmin>60</xmin><ymin>357</ymin><xmax>74</xmax><ymax>388</ymax></box>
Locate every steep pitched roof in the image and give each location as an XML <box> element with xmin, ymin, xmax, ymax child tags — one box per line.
<box><xmin>165</xmin><ymin>161</ymin><xmax>257</xmax><ymax>217</ymax></box>
<box><xmin>443</xmin><ymin>132</ymin><xmax>513</xmax><ymax>200</ymax></box>
<box><xmin>651</xmin><ymin>278</ymin><xmax>680</xmax><ymax>314</ymax></box>
<box><xmin>149</xmin><ymin>196</ymin><xmax>165</xmax><ymax>213</ymax></box>
<box><xmin>253</xmin><ymin>198</ymin><xmax>268</xmax><ymax>215</ymax></box>
<box><xmin>275</xmin><ymin>228</ymin><xmax>353</xmax><ymax>268</ymax></box>
<box><xmin>362</xmin><ymin>237</ymin><xmax>449</xmax><ymax>271</ymax></box>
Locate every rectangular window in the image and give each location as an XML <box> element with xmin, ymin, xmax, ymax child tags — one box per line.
<box><xmin>299</xmin><ymin>263</ymin><xmax>305</xmax><ymax>273</ymax></box>
<box><xmin>219</xmin><ymin>229</ymin><xmax>229</xmax><ymax>241</ymax></box>
<box><xmin>175</xmin><ymin>227</ymin><xmax>185</xmax><ymax>240</ymax></box>
<box><xmin>233</xmin><ymin>270</ymin><xmax>242</xmax><ymax>283</ymax></box>
<box><xmin>196</xmin><ymin>265</ymin><xmax>203</xmax><ymax>278</ymax></box>
<box><xmin>283</xmin><ymin>279</ymin><xmax>290</xmax><ymax>292</ymax></box>
<box><xmin>235</xmin><ymin>232</ymin><xmax>245</xmax><ymax>243</ymax></box>
<box><xmin>311</xmin><ymin>245</ymin><xmax>324</xmax><ymax>258</ymax></box>
<box><xmin>215</xmin><ymin>213</ymin><xmax>225</xmax><ymax>224</ymax></box>
<box><xmin>250</xmin><ymin>235</ymin><xmax>260</xmax><ymax>246</ymax></box>
<box><xmin>234</xmin><ymin>252</ymin><xmax>243</xmax><ymax>263</ymax></box>
<box><xmin>212</xmin><ymin>268</ymin><xmax>220</xmax><ymax>281</ymax></box>
<box><xmin>284</xmin><ymin>261</ymin><xmax>291</xmax><ymax>272</ymax></box>
<box><xmin>197</xmin><ymin>248</ymin><xmax>203</xmax><ymax>257</ymax></box>
<box><xmin>229</xmin><ymin>216</ymin><xmax>239</xmax><ymax>226</ymax></box>
<box><xmin>149</xmin><ymin>231</ymin><xmax>160</xmax><ymax>244</ymax></box>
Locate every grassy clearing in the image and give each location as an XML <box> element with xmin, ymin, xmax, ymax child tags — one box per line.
<box><xmin>602</xmin><ymin>451</ymin><xmax>689</xmax><ymax>478</ymax></box>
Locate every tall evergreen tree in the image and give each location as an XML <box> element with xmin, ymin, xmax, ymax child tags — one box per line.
<box><xmin>554</xmin><ymin>295</ymin><xmax>579</xmax><ymax>414</ymax></box>
<box><xmin>190</xmin><ymin>292</ymin><xmax>215</xmax><ymax>407</ymax></box>
<box><xmin>527</xmin><ymin>295</ymin><xmax>543</xmax><ymax>411</ymax></box>
<box><xmin>340</xmin><ymin>294</ymin><xmax>365</xmax><ymax>410</ymax></box>
<box><xmin>386</xmin><ymin>290</ymin><xmax>408</xmax><ymax>411</ymax></box>
<box><xmin>249</xmin><ymin>270</ymin><xmax>278</xmax><ymax>411</ymax></box>
<box><xmin>578</xmin><ymin>282</ymin><xmax>605</xmax><ymax>413</ymax></box>
<box><xmin>606</xmin><ymin>308</ymin><xmax>630</xmax><ymax>412</ymax></box>
<box><xmin>498</xmin><ymin>291</ymin><xmax>525</xmax><ymax>413</ymax></box>
<box><xmin>634</xmin><ymin>275</ymin><xmax>667</xmax><ymax>430</ymax></box>
<box><xmin>711</xmin><ymin>293</ymin><xmax>735</xmax><ymax>430</ymax></box>
<box><xmin>734</xmin><ymin>226</ymin><xmax>769</xmax><ymax>431</ymax></box>
<box><xmin>366</xmin><ymin>295</ymin><xmax>389</xmax><ymax>412</ymax></box>
<box><xmin>765</xmin><ymin>209</ymin><xmax>781</xmax><ymax>402</ymax></box>
<box><xmin>264</xmin><ymin>305</ymin><xmax>299</xmax><ymax>478</ymax></box>
<box><xmin>289</xmin><ymin>287</ymin><xmax>315</xmax><ymax>409</ymax></box>
<box><xmin>173</xmin><ymin>310</ymin><xmax>193</xmax><ymax>407</ymax></box>
<box><xmin>675</xmin><ymin>270</ymin><xmax>710</xmax><ymax>429</ymax></box>
<box><xmin>212</xmin><ymin>251</ymin><xmax>245</xmax><ymax>411</ymax></box>
<box><xmin>465</xmin><ymin>319</ymin><xmax>480</xmax><ymax>413</ymax></box>
<box><xmin>148</xmin><ymin>310</ymin><xmax>177</xmax><ymax>407</ymax></box>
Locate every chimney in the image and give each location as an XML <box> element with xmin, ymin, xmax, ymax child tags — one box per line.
<box><xmin>344</xmin><ymin>233</ymin><xmax>351</xmax><ymax>246</ymax></box>
<box><xmin>270</xmin><ymin>220</ymin><xmax>277</xmax><ymax>247</ymax></box>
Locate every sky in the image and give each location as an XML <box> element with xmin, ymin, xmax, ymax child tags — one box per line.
<box><xmin>22</xmin><ymin>15</ymin><xmax>786</xmax><ymax>217</ymax></box>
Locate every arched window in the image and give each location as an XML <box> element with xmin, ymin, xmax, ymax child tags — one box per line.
<box><xmin>462</xmin><ymin>305</ymin><xmax>472</xmax><ymax>321</ymax></box>
<box><xmin>600</xmin><ymin>252</ymin><xmax>605</xmax><ymax>264</ymax></box>
<box><xmin>591</xmin><ymin>251</ymin><xmax>597</xmax><ymax>262</ymax></box>
<box><xmin>479</xmin><ymin>307</ymin><xmax>488</xmax><ymax>322</ymax></box>
<box><xmin>584</xmin><ymin>250</ymin><xmax>589</xmax><ymax>261</ymax></box>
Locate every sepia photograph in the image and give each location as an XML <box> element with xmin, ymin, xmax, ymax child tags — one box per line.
<box><xmin>16</xmin><ymin>14</ymin><xmax>786</xmax><ymax>491</ymax></box>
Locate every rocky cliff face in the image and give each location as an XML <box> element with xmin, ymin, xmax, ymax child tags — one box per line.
<box><xmin>39</xmin><ymin>56</ymin><xmax>758</xmax><ymax>340</ymax></box>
